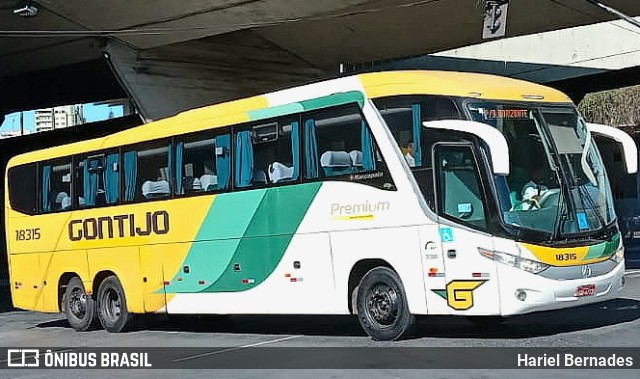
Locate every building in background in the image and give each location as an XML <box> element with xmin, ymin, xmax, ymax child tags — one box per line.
<box><xmin>34</xmin><ymin>105</ymin><xmax>84</xmax><ymax>133</ymax></box>
<box><xmin>0</xmin><ymin>130</ymin><xmax>26</xmax><ymax>139</ymax></box>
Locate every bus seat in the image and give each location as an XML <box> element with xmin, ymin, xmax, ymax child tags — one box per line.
<box><xmin>61</xmin><ymin>197</ymin><xmax>71</xmax><ymax>210</ymax></box>
<box><xmin>142</xmin><ymin>180</ymin><xmax>170</xmax><ymax>199</ymax></box>
<box><xmin>200</xmin><ymin>174</ymin><xmax>217</xmax><ymax>191</ymax></box>
<box><xmin>268</xmin><ymin>162</ymin><xmax>294</xmax><ymax>183</ymax></box>
<box><xmin>55</xmin><ymin>192</ymin><xmax>69</xmax><ymax>210</ymax></box>
<box><xmin>349</xmin><ymin>150</ymin><xmax>363</xmax><ymax>168</ymax></box>
<box><xmin>320</xmin><ymin>151</ymin><xmax>352</xmax><ymax>176</ymax></box>
<box><xmin>253</xmin><ymin>169</ymin><xmax>268</xmax><ymax>184</ymax></box>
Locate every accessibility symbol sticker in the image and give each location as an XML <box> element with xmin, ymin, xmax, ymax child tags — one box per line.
<box><xmin>439</xmin><ymin>227</ymin><xmax>454</xmax><ymax>242</ymax></box>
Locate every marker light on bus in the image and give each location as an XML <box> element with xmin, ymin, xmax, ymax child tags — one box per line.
<box><xmin>522</xmin><ymin>94</ymin><xmax>545</xmax><ymax>100</ymax></box>
<box><xmin>478</xmin><ymin>247</ymin><xmax>550</xmax><ymax>274</ymax></box>
<box><xmin>610</xmin><ymin>246</ymin><xmax>625</xmax><ymax>263</ymax></box>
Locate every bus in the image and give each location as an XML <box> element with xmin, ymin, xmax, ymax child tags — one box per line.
<box><xmin>4</xmin><ymin>71</ymin><xmax>637</xmax><ymax>341</ymax></box>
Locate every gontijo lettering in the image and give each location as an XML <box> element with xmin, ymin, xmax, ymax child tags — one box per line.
<box><xmin>68</xmin><ymin>211</ymin><xmax>169</xmax><ymax>241</ymax></box>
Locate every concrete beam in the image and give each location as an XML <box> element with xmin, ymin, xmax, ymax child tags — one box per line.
<box><xmin>105</xmin><ymin>33</ymin><xmax>328</xmax><ymax>120</ymax></box>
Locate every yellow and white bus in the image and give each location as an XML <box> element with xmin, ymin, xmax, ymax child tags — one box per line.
<box><xmin>5</xmin><ymin>71</ymin><xmax>637</xmax><ymax>340</ymax></box>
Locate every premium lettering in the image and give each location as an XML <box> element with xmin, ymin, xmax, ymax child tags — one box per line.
<box><xmin>69</xmin><ymin>211</ymin><xmax>170</xmax><ymax>241</ymax></box>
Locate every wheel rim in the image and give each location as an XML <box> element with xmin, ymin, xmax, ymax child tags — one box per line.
<box><xmin>365</xmin><ymin>282</ymin><xmax>400</xmax><ymax>327</ymax></box>
<box><xmin>69</xmin><ymin>287</ymin><xmax>87</xmax><ymax>319</ymax></box>
<box><xmin>101</xmin><ymin>288</ymin><xmax>122</xmax><ymax>324</ymax></box>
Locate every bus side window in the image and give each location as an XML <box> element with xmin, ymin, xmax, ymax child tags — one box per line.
<box><xmin>176</xmin><ymin>132</ymin><xmax>231</xmax><ymax>194</ymax></box>
<box><xmin>8</xmin><ymin>164</ymin><xmax>37</xmax><ymax>214</ymax></box>
<box><xmin>123</xmin><ymin>142</ymin><xmax>171</xmax><ymax>202</ymax></box>
<box><xmin>76</xmin><ymin>155</ymin><xmax>115</xmax><ymax>208</ymax></box>
<box><xmin>41</xmin><ymin>158</ymin><xmax>72</xmax><ymax>212</ymax></box>
<box><xmin>303</xmin><ymin>105</ymin><xmax>380</xmax><ymax>179</ymax></box>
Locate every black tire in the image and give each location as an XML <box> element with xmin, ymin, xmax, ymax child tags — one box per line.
<box><xmin>355</xmin><ymin>267</ymin><xmax>415</xmax><ymax>341</ymax></box>
<box><xmin>96</xmin><ymin>275</ymin><xmax>134</xmax><ymax>333</ymax></box>
<box><xmin>63</xmin><ymin>277</ymin><xmax>98</xmax><ymax>332</ymax></box>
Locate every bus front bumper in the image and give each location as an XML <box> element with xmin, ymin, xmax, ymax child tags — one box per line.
<box><xmin>498</xmin><ymin>260</ymin><xmax>625</xmax><ymax>316</ymax></box>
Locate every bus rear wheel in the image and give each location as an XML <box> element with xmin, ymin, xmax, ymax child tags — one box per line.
<box><xmin>355</xmin><ymin>267</ymin><xmax>415</xmax><ymax>341</ymax></box>
<box><xmin>96</xmin><ymin>276</ymin><xmax>134</xmax><ymax>333</ymax></box>
<box><xmin>63</xmin><ymin>277</ymin><xmax>98</xmax><ymax>332</ymax></box>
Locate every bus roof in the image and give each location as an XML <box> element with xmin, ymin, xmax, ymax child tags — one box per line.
<box><xmin>7</xmin><ymin>70</ymin><xmax>573</xmax><ymax>167</ymax></box>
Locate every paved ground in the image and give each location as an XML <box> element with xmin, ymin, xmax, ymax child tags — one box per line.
<box><xmin>1</xmin><ymin>271</ymin><xmax>640</xmax><ymax>378</ymax></box>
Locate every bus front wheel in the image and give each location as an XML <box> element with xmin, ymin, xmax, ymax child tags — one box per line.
<box><xmin>96</xmin><ymin>276</ymin><xmax>134</xmax><ymax>333</ymax></box>
<box><xmin>355</xmin><ymin>267</ymin><xmax>415</xmax><ymax>341</ymax></box>
<box><xmin>63</xmin><ymin>277</ymin><xmax>98</xmax><ymax>332</ymax></box>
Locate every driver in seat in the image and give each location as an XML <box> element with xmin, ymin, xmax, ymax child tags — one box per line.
<box><xmin>521</xmin><ymin>167</ymin><xmax>548</xmax><ymax>210</ymax></box>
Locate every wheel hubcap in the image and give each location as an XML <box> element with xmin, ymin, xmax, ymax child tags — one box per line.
<box><xmin>366</xmin><ymin>283</ymin><xmax>399</xmax><ymax>326</ymax></box>
<box><xmin>101</xmin><ymin>288</ymin><xmax>121</xmax><ymax>323</ymax></box>
<box><xmin>69</xmin><ymin>288</ymin><xmax>87</xmax><ymax>319</ymax></box>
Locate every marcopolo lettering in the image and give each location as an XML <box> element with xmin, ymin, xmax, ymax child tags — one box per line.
<box><xmin>68</xmin><ymin>211</ymin><xmax>170</xmax><ymax>241</ymax></box>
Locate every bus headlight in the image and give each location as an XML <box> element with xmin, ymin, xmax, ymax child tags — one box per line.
<box><xmin>479</xmin><ymin>248</ymin><xmax>550</xmax><ymax>274</ymax></box>
<box><xmin>610</xmin><ymin>246</ymin><xmax>625</xmax><ymax>263</ymax></box>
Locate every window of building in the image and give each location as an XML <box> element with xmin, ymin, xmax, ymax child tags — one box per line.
<box><xmin>123</xmin><ymin>142</ymin><xmax>171</xmax><ymax>202</ymax></box>
<box><xmin>41</xmin><ymin>158</ymin><xmax>72</xmax><ymax>212</ymax></box>
<box><xmin>8</xmin><ymin>164</ymin><xmax>37</xmax><ymax>214</ymax></box>
<box><xmin>176</xmin><ymin>132</ymin><xmax>231</xmax><ymax>194</ymax></box>
<box><xmin>303</xmin><ymin>105</ymin><xmax>382</xmax><ymax>179</ymax></box>
<box><xmin>234</xmin><ymin>119</ymin><xmax>300</xmax><ymax>188</ymax></box>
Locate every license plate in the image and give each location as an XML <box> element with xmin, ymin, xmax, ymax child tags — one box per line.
<box><xmin>575</xmin><ymin>284</ymin><xmax>595</xmax><ymax>297</ymax></box>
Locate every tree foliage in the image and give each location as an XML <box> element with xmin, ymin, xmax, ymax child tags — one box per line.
<box><xmin>578</xmin><ymin>85</ymin><xmax>640</xmax><ymax>126</ymax></box>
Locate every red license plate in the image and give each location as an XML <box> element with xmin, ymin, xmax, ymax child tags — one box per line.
<box><xmin>575</xmin><ymin>284</ymin><xmax>595</xmax><ymax>297</ymax></box>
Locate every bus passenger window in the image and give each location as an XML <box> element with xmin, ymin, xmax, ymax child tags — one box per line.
<box><xmin>176</xmin><ymin>133</ymin><xmax>231</xmax><ymax>194</ymax></box>
<box><xmin>123</xmin><ymin>143</ymin><xmax>171</xmax><ymax>202</ymax></box>
<box><xmin>41</xmin><ymin>159</ymin><xmax>72</xmax><ymax>212</ymax></box>
<box><xmin>76</xmin><ymin>155</ymin><xmax>116</xmax><ymax>208</ymax></box>
<box><xmin>234</xmin><ymin>119</ymin><xmax>299</xmax><ymax>189</ymax></box>
<box><xmin>304</xmin><ymin>106</ymin><xmax>379</xmax><ymax>179</ymax></box>
<box><xmin>8</xmin><ymin>164</ymin><xmax>37</xmax><ymax>214</ymax></box>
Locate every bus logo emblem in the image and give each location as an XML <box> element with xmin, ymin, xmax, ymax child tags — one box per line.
<box><xmin>581</xmin><ymin>265</ymin><xmax>593</xmax><ymax>279</ymax></box>
<box><xmin>432</xmin><ymin>280</ymin><xmax>487</xmax><ymax>310</ymax></box>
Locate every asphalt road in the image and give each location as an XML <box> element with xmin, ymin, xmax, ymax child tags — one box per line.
<box><xmin>1</xmin><ymin>271</ymin><xmax>640</xmax><ymax>379</ymax></box>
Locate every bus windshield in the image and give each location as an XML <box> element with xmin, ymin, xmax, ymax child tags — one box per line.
<box><xmin>467</xmin><ymin>103</ymin><xmax>616</xmax><ymax>239</ymax></box>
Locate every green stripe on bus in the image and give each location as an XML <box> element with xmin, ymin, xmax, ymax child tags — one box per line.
<box><xmin>299</xmin><ymin>91</ymin><xmax>365</xmax><ymax>110</ymax></box>
<box><xmin>583</xmin><ymin>232</ymin><xmax>620</xmax><ymax>260</ymax></box>
<box><xmin>248</xmin><ymin>103</ymin><xmax>304</xmax><ymax>121</ymax></box>
<box><xmin>165</xmin><ymin>183</ymin><xmax>321</xmax><ymax>294</ymax></box>
<box><xmin>246</xmin><ymin>91</ymin><xmax>365</xmax><ymax>122</ymax></box>
<box><xmin>164</xmin><ymin>190</ymin><xmax>267</xmax><ymax>293</ymax></box>
<box><xmin>202</xmin><ymin>182</ymin><xmax>322</xmax><ymax>292</ymax></box>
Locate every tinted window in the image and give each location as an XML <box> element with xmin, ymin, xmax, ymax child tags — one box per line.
<box><xmin>176</xmin><ymin>132</ymin><xmax>231</xmax><ymax>194</ymax></box>
<box><xmin>375</xmin><ymin>96</ymin><xmax>462</xmax><ymax>168</ymax></box>
<box><xmin>434</xmin><ymin>144</ymin><xmax>487</xmax><ymax>230</ymax></box>
<box><xmin>304</xmin><ymin>105</ymin><xmax>384</xmax><ymax>179</ymax></box>
<box><xmin>123</xmin><ymin>143</ymin><xmax>170</xmax><ymax>202</ymax></box>
<box><xmin>41</xmin><ymin>158</ymin><xmax>72</xmax><ymax>212</ymax></box>
<box><xmin>8</xmin><ymin>164</ymin><xmax>37</xmax><ymax>214</ymax></box>
<box><xmin>234</xmin><ymin>119</ymin><xmax>300</xmax><ymax>188</ymax></box>
<box><xmin>76</xmin><ymin>152</ymin><xmax>120</xmax><ymax>208</ymax></box>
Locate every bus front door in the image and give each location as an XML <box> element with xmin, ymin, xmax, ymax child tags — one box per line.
<box><xmin>431</xmin><ymin>142</ymin><xmax>501</xmax><ymax>316</ymax></box>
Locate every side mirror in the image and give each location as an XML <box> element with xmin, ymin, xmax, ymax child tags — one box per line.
<box><xmin>587</xmin><ymin>123</ymin><xmax>638</xmax><ymax>174</ymax></box>
<box><xmin>423</xmin><ymin>120</ymin><xmax>510</xmax><ymax>175</ymax></box>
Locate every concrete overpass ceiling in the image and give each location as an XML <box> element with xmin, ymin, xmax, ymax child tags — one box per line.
<box><xmin>2</xmin><ymin>0</ymin><xmax>640</xmax><ymax>77</ymax></box>
<box><xmin>254</xmin><ymin>0</ymin><xmax>640</xmax><ymax>68</ymax></box>
<box><xmin>2</xmin><ymin>0</ymin><xmax>640</xmax><ymax>117</ymax></box>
